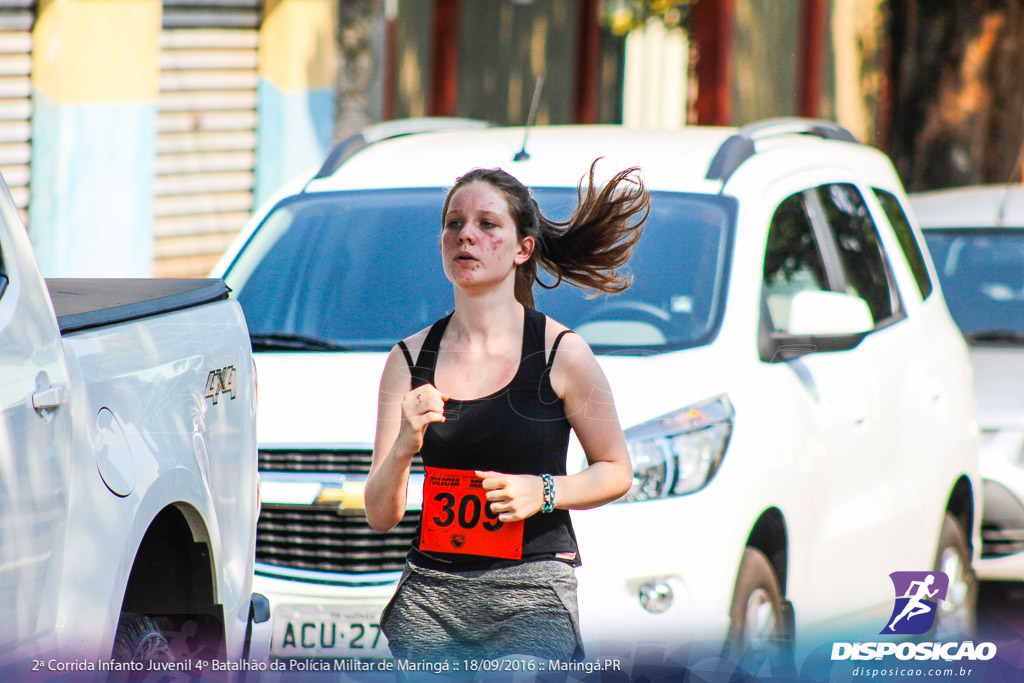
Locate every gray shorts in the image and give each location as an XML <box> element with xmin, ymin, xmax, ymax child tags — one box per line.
<box><xmin>379</xmin><ymin>560</ymin><xmax>584</xmax><ymax>663</ymax></box>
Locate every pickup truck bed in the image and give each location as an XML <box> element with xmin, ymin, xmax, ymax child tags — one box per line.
<box><xmin>47</xmin><ymin>278</ymin><xmax>230</xmax><ymax>334</ymax></box>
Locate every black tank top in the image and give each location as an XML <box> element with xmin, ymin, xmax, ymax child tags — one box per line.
<box><xmin>397</xmin><ymin>306</ymin><xmax>581</xmax><ymax>571</ymax></box>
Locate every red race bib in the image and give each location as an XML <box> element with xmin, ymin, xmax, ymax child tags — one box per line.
<box><xmin>419</xmin><ymin>467</ymin><xmax>524</xmax><ymax>560</ymax></box>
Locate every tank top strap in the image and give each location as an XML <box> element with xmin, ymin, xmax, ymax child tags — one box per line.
<box><xmin>517</xmin><ymin>306</ymin><xmax>549</xmax><ymax>383</ymax></box>
<box><xmin>404</xmin><ymin>312</ymin><xmax>453</xmax><ymax>388</ymax></box>
<box><xmin>395</xmin><ymin>340</ymin><xmax>415</xmax><ymax>368</ymax></box>
<box><xmin>547</xmin><ymin>329</ymin><xmax>575</xmax><ymax>368</ymax></box>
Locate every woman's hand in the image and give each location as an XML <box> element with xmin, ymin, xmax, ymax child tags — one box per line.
<box><xmin>393</xmin><ymin>384</ymin><xmax>448</xmax><ymax>458</ymax></box>
<box><xmin>476</xmin><ymin>470</ymin><xmax>546</xmax><ymax>522</ymax></box>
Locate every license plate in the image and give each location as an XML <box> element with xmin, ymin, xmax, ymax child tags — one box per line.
<box><xmin>271</xmin><ymin>604</ymin><xmax>389</xmax><ymax>658</ymax></box>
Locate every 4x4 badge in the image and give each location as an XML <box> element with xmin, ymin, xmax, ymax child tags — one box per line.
<box><xmin>204</xmin><ymin>366</ymin><xmax>237</xmax><ymax>404</ymax></box>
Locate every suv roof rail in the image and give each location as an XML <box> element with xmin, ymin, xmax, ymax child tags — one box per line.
<box><xmin>310</xmin><ymin>117</ymin><xmax>492</xmax><ymax>181</ymax></box>
<box><xmin>706</xmin><ymin>117</ymin><xmax>859</xmax><ymax>183</ymax></box>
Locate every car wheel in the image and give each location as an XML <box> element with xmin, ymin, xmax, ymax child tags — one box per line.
<box><xmin>932</xmin><ymin>513</ymin><xmax>977</xmax><ymax>641</ymax></box>
<box><xmin>724</xmin><ymin>547</ymin><xmax>794</xmax><ymax>673</ymax></box>
<box><xmin>112</xmin><ymin>613</ymin><xmax>175</xmax><ymax>662</ymax></box>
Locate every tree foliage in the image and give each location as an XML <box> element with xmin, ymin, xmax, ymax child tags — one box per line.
<box><xmin>886</xmin><ymin>0</ymin><xmax>1024</xmax><ymax>191</ymax></box>
<box><xmin>600</xmin><ymin>0</ymin><xmax>694</xmax><ymax>36</ymax></box>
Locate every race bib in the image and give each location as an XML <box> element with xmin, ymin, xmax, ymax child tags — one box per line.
<box><xmin>419</xmin><ymin>467</ymin><xmax>524</xmax><ymax>560</ymax></box>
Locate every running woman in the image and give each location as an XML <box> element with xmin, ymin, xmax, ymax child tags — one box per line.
<box><xmin>366</xmin><ymin>160</ymin><xmax>649</xmax><ymax>663</ymax></box>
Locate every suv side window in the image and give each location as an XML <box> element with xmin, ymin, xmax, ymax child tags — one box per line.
<box><xmin>813</xmin><ymin>184</ymin><xmax>903</xmax><ymax>325</ymax></box>
<box><xmin>873</xmin><ymin>188</ymin><xmax>934</xmax><ymax>301</ymax></box>
<box><xmin>762</xmin><ymin>192</ymin><xmax>829</xmax><ymax>331</ymax></box>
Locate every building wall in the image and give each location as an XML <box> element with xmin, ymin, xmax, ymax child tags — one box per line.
<box><xmin>393</xmin><ymin>0</ymin><xmax>430</xmax><ymax>119</ymax></box>
<box><xmin>392</xmin><ymin>0</ymin><xmax>623</xmax><ymax>127</ymax></box>
<box><xmin>256</xmin><ymin>0</ymin><xmax>336</xmax><ymax>209</ymax></box>
<box><xmin>456</xmin><ymin>0</ymin><xmax>576</xmax><ymax>126</ymax></box>
<box><xmin>731</xmin><ymin>0</ymin><xmax>800</xmax><ymax>124</ymax></box>
<box><xmin>699</xmin><ymin>0</ymin><xmax>839</xmax><ymax>128</ymax></box>
<box><xmin>30</xmin><ymin>0</ymin><xmax>160</xmax><ymax>277</ymax></box>
<box><xmin>155</xmin><ymin>1</ymin><xmax>263</xmax><ymax>277</ymax></box>
<box><xmin>17</xmin><ymin>0</ymin><xmax>860</xmax><ymax>277</ymax></box>
<box><xmin>21</xmin><ymin>0</ymin><xmax>337</xmax><ymax>278</ymax></box>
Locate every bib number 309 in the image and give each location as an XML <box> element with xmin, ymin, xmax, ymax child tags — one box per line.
<box><xmin>420</xmin><ymin>467</ymin><xmax>524</xmax><ymax>559</ymax></box>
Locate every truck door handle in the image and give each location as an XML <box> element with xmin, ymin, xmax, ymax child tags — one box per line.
<box><xmin>32</xmin><ymin>384</ymin><xmax>68</xmax><ymax>411</ymax></box>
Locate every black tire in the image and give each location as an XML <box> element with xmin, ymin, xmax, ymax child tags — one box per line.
<box><xmin>112</xmin><ymin>613</ymin><xmax>175</xmax><ymax>662</ymax></box>
<box><xmin>723</xmin><ymin>548</ymin><xmax>794</xmax><ymax>673</ymax></box>
<box><xmin>931</xmin><ymin>513</ymin><xmax>977</xmax><ymax>641</ymax></box>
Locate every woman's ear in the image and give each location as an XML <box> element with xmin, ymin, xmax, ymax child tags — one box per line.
<box><xmin>515</xmin><ymin>235</ymin><xmax>535</xmax><ymax>265</ymax></box>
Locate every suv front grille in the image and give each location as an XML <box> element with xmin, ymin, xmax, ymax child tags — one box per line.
<box><xmin>256</xmin><ymin>448</ymin><xmax>425</xmax><ymax>576</ymax></box>
<box><xmin>259</xmin><ymin>449</ymin><xmax>425</xmax><ymax>475</ymax></box>
<box><xmin>257</xmin><ymin>505</ymin><xmax>420</xmax><ymax>574</ymax></box>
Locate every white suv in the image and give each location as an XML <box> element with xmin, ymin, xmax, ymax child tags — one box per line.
<box><xmin>213</xmin><ymin>119</ymin><xmax>980</xmax><ymax>664</ymax></box>
<box><xmin>912</xmin><ymin>185</ymin><xmax>1024</xmax><ymax>582</ymax></box>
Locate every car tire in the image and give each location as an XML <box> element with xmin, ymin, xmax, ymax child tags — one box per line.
<box><xmin>112</xmin><ymin>613</ymin><xmax>175</xmax><ymax>662</ymax></box>
<box><xmin>724</xmin><ymin>547</ymin><xmax>794</xmax><ymax>672</ymax></box>
<box><xmin>932</xmin><ymin>512</ymin><xmax>977</xmax><ymax>641</ymax></box>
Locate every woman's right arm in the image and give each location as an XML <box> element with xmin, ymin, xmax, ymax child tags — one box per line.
<box><xmin>366</xmin><ymin>346</ymin><xmax>446</xmax><ymax>532</ymax></box>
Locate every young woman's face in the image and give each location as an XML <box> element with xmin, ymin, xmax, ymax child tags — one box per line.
<box><xmin>441</xmin><ymin>181</ymin><xmax>534</xmax><ymax>291</ymax></box>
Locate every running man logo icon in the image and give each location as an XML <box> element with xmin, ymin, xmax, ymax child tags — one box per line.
<box><xmin>882</xmin><ymin>571</ymin><xmax>949</xmax><ymax>635</ymax></box>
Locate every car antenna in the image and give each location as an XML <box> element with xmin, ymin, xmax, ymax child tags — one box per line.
<box><xmin>514</xmin><ymin>74</ymin><xmax>544</xmax><ymax>162</ymax></box>
<box><xmin>997</xmin><ymin>131</ymin><xmax>1024</xmax><ymax>228</ymax></box>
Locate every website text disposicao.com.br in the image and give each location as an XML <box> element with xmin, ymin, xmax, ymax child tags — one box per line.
<box><xmin>851</xmin><ymin>665</ymin><xmax>977</xmax><ymax>678</ymax></box>
<box><xmin>834</xmin><ymin>640</ymin><xmax>996</xmax><ymax>679</ymax></box>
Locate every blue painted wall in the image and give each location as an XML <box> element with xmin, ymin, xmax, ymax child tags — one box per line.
<box><xmin>255</xmin><ymin>80</ymin><xmax>335</xmax><ymax>208</ymax></box>
<box><xmin>30</xmin><ymin>92</ymin><xmax>157</xmax><ymax>277</ymax></box>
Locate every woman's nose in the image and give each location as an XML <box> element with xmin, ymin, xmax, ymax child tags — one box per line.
<box><xmin>457</xmin><ymin>224</ymin><xmax>477</xmax><ymax>243</ymax></box>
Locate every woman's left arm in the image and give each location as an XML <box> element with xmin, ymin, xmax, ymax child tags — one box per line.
<box><xmin>479</xmin><ymin>333</ymin><xmax>632</xmax><ymax>521</ymax></box>
<box><xmin>547</xmin><ymin>331</ymin><xmax>633</xmax><ymax>508</ymax></box>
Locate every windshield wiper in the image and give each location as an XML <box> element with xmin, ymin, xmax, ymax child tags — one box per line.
<box><xmin>249</xmin><ymin>333</ymin><xmax>350</xmax><ymax>352</ymax></box>
<box><xmin>964</xmin><ymin>330</ymin><xmax>1024</xmax><ymax>344</ymax></box>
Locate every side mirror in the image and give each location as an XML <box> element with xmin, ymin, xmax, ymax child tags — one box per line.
<box><xmin>786</xmin><ymin>290</ymin><xmax>874</xmax><ymax>336</ymax></box>
<box><xmin>761</xmin><ymin>290</ymin><xmax>874</xmax><ymax>363</ymax></box>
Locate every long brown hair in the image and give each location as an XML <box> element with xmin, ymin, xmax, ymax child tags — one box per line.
<box><xmin>442</xmin><ymin>159</ymin><xmax>650</xmax><ymax>307</ymax></box>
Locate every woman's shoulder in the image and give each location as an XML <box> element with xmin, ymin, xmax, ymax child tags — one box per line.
<box><xmin>541</xmin><ymin>313</ymin><xmax>592</xmax><ymax>361</ymax></box>
<box><xmin>393</xmin><ymin>326</ymin><xmax>433</xmax><ymax>364</ymax></box>
<box><xmin>540</xmin><ymin>314</ymin><xmax>599</xmax><ymax>399</ymax></box>
<box><xmin>541</xmin><ymin>312</ymin><xmax>569</xmax><ymax>341</ymax></box>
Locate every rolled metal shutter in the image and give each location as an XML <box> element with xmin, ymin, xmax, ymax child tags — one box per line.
<box><xmin>155</xmin><ymin>0</ymin><xmax>260</xmax><ymax>277</ymax></box>
<box><xmin>0</xmin><ymin>0</ymin><xmax>33</xmax><ymax>223</ymax></box>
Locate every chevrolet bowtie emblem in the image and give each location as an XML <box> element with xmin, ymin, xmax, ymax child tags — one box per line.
<box><xmin>316</xmin><ymin>482</ymin><xmax>366</xmax><ymax>513</ymax></box>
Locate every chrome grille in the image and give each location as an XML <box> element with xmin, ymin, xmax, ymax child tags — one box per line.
<box><xmin>257</xmin><ymin>505</ymin><xmax>420</xmax><ymax>574</ymax></box>
<box><xmin>259</xmin><ymin>449</ymin><xmax>424</xmax><ymax>475</ymax></box>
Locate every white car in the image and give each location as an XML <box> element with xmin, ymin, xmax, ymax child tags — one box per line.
<box><xmin>0</xmin><ymin>171</ymin><xmax>268</xmax><ymax>667</ymax></box>
<box><xmin>213</xmin><ymin>119</ymin><xmax>980</xmax><ymax>665</ymax></box>
<box><xmin>912</xmin><ymin>185</ymin><xmax>1024</xmax><ymax>582</ymax></box>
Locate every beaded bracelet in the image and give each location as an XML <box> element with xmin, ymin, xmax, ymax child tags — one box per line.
<box><xmin>540</xmin><ymin>474</ymin><xmax>555</xmax><ymax>513</ymax></box>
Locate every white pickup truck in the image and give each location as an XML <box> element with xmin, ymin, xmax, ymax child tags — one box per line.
<box><xmin>0</xmin><ymin>176</ymin><xmax>269</xmax><ymax>668</ymax></box>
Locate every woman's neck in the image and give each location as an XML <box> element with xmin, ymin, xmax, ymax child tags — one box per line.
<box><xmin>449</xmin><ymin>287</ymin><xmax>523</xmax><ymax>346</ymax></box>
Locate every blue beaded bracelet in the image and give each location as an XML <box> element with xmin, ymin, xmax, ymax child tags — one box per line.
<box><xmin>540</xmin><ymin>473</ymin><xmax>555</xmax><ymax>513</ymax></box>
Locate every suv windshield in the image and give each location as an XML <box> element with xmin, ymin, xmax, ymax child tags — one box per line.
<box><xmin>225</xmin><ymin>188</ymin><xmax>736</xmax><ymax>354</ymax></box>
<box><xmin>923</xmin><ymin>229</ymin><xmax>1024</xmax><ymax>340</ymax></box>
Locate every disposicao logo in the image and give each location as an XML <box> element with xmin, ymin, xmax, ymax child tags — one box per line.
<box><xmin>882</xmin><ymin>571</ymin><xmax>948</xmax><ymax>635</ymax></box>
<box><xmin>830</xmin><ymin>570</ymin><xmax>997</xmax><ymax>663</ymax></box>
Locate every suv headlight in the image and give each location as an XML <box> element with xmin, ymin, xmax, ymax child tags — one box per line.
<box><xmin>619</xmin><ymin>395</ymin><xmax>734</xmax><ymax>502</ymax></box>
